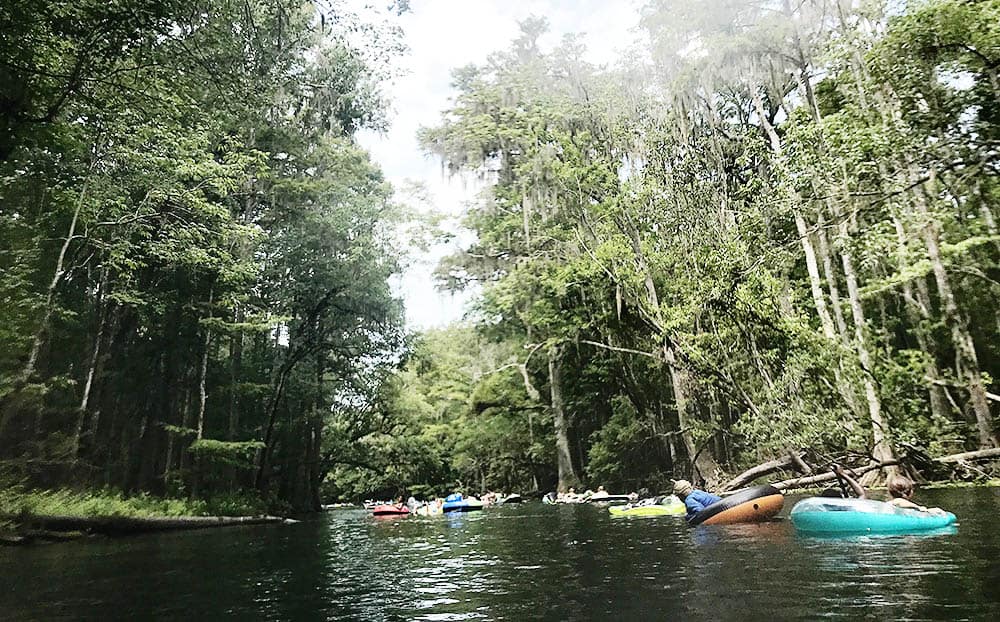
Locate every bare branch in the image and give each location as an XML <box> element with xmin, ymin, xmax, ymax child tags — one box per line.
<box><xmin>579</xmin><ymin>339</ymin><xmax>656</xmax><ymax>359</ymax></box>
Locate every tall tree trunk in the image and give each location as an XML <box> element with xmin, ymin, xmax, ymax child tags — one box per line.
<box><xmin>84</xmin><ymin>307</ymin><xmax>117</xmax><ymax>474</ymax></box>
<box><xmin>228</xmin><ymin>302</ymin><xmax>244</xmax><ymax>438</ymax></box>
<box><xmin>815</xmin><ymin>212</ymin><xmax>850</xmax><ymax>341</ymax></box>
<box><xmin>837</xmin><ymin>219</ymin><xmax>898</xmax><ymax>479</ymax></box>
<box><xmin>622</xmin><ymin>212</ymin><xmax>723</xmax><ymax>482</ymax></box>
<box><xmin>975</xmin><ymin>181</ymin><xmax>998</xmax><ymax>236</ymax></box>
<box><xmin>892</xmin><ymin>218</ymin><xmax>952</xmax><ymax>423</ymax></box>
<box><xmin>622</xmin><ymin>214</ymin><xmax>721</xmax><ymax>481</ymax></box>
<box><xmin>196</xmin><ymin>290</ymin><xmax>214</xmax><ymax>441</ymax></box>
<box><xmin>751</xmin><ymin>87</ymin><xmax>838</xmax><ymax>341</ymax></box>
<box><xmin>17</xmin><ymin>157</ymin><xmax>99</xmax><ymax>386</ymax></box>
<box><xmin>255</xmin><ymin>355</ymin><xmax>299</xmax><ymax>491</ymax></box>
<box><xmin>665</xmin><ymin>346</ymin><xmax>720</xmax><ymax>486</ymax></box>
<box><xmin>308</xmin><ymin>351</ymin><xmax>325</xmax><ymax>511</ymax></box>
<box><xmin>815</xmin><ymin>209</ymin><xmax>865</xmax><ymax>427</ymax></box>
<box><xmin>751</xmin><ymin>87</ymin><xmax>867</xmax><ymax>431</ymax></box>
<box><xmin>915</xmin><ymin>171</ymin><xmax>997</xmax><ymax>448</ymax></box>
<box><xmin>225</xmin><ymin>309</ymin><xmax>244</xmax><ymax>487</ymax></box>
<box><xmin>0</xmin><ymin>148</ymin><xmax>102</xmax><ymax>442</ymax></box>
<box><xmin>178</xmin><ymin>378</ymin><xmax>194</xmax><ymax>473</ymax></box>
<box><xmin>191</xmin><ymin>292</ymin><xmax>213</xmax><ymax>498</ymax></box>
<box><xmin>72</xmin><ymin>269</ymin><xmax>108</xmax><ymax>462</ymax></box>
<box><xmin>795</xmin><ymin>207</ymin><xmax>837</xmax><ymax>340</ymax></box>
<box><xmin>548</xmin><ymin>344</ymin><xmax>579</xmax><ymax>492</ymax></box>
<box><xmin>308</xmin><ymin>415</ymin><xmax>323</xmax><ymax>511</ymax></box>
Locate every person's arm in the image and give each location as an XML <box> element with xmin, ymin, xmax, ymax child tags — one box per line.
<box><xmin>833</xmin><ymin>465</ymin><xmax>866</xmax><ymax>499</ymax></box>
<box><xmin>888</xmin><ymin>497</ymin><xmax>946</xmax><ymax>514</ymax></box>
<box><xmin>888</xmin><ymin>497</ymin><xmax>923</xmax><ymax>510</ymax></box>
<box><xmin>686</xmin><ymin>496</ymin><xmax>709</xmax><ymax>513</ymax></box>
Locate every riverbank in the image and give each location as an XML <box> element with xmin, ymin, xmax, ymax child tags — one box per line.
<box><xmin>0</xmin><ymin>486</ymin><xmax>291</xmax><ymax>546</ymax></box>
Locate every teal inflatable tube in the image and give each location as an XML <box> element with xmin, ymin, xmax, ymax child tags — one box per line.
<box><xmin>791</xmin><ymin>497</ymin><xmax>956</xmax><ymax>534</ymax></box>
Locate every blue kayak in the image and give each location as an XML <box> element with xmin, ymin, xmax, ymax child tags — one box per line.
<box><xmin>790</xmin><ymin>497</ymin><xmax>956</xmax><ymax>534</ymax></box>
<box><xmin>442</xmin><ymin>493</ymin><xmax>484</xmax><ymax>513</ymax></box>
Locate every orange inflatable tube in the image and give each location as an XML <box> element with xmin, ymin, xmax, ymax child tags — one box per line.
<box><xmin>701</xmin><ymin>493</ymin><xmax>784</xmax><ymax>525</ymax></box>
<box><xmin>688</xmin><ymin>485</ymin><xmax>784</xmax><ymax>526</ymax></box>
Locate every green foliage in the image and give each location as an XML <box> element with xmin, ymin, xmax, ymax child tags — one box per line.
<box><xmin>322</xmin><ymin>325</ymin><xmax>552</xmax><ymax>498</ymax></box>
<box><xmin>393</xmin><ymin>0</ymin><xmax>1000</xmax><ymax>493</ymax></box>
<box><xmin>188</xmin><ymin>440</ymin><xmax>265</xmax><ymax>470</ymax></box>
<box><xmin>200</xmin><ymin>491</ymin><xmax>270</xmax><ymax>517</ymax></box>
<box><xmin>0</xmin><ymin>0</ymin><xmax>407</xmax><ymax>512</ymax></box>
<box><xmin>0</xmin><ymin>484</ymin><xmax>270</xmax><ymax>519</ymax></box>
<box><xmin>586</xmin><ymin>397</ymin><xmax>669</xmax><ymax>491</ymax></box>
<box><xmin>1</xmin><ymin>485</ymin><xmax>206</xmax><ymax>519</ymax></box>
<box><xmin>163</xmin><ymin>426</ymin><xmax>197</xmax><ymax>438</ymax></box>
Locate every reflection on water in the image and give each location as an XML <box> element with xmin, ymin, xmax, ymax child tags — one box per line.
<box><xmin>1</xmin><ymin>489</ymin><xmax>999</xmax><ymax>620</ymax></box>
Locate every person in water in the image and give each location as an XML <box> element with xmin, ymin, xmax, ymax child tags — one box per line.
<box><xmin>833</xmin><ymin>465</ymin><xmax>946</xmax><ymax>514</ymax></box>
<box><xmin>886</xmin><ymin>476</ymin><xmax>947</xmax><ymax>513</ymax></box>
<box><xmin>672</xmin><ymin>479</ymin><xmax>721</xmax><ymax>518</ymax></box>
<box><xmin>557</xmin><ymin>487</ymin><xmax>582</xmax><ymax>503</ymax></box>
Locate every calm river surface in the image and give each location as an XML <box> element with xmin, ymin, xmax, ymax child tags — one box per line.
<box><xmin>3</xmin><ymin>488</ymin><xmax>1000</xmax><ymax>620</ymax></box>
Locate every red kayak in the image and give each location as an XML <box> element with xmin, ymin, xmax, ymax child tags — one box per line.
<box><xmin>371</xmin><ymin>504</ymin><xmax>410</xmax><ymax>516</ymax></box>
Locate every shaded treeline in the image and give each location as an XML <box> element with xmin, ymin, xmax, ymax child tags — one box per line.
<box><xmin>0</xmin><ymin>1</ymin><xmax>407</xmax><ymax>511</ymax></box>
<box><xmin>341</xmin><ymin>0</ymin><xmax>1000</xmax><ymax>497</ymax></box>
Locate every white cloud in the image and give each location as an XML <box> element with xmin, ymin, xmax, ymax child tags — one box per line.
<box><xmin>352</xmin><ymin>0</ymin><xmax>642</xmax><ymax>330</ymax></box>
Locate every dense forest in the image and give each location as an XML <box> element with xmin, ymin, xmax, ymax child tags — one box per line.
<box><xmin>2</xmin><ymin>0</ymin><xmax>1000</xmax><ymax>512</ymax></box>
<box><xmin>0</xmin><ymin>0</ymin><xmax>410</xmax><ymax>512</ymax></box>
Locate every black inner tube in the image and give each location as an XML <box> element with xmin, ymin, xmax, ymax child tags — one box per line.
<box><xmin>687</xmin><ymin>485</ymin><xmax>782</xmax><ymax>526</ymax></box>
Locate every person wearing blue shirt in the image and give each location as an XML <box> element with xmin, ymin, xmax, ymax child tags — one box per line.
<box><xmin>673</xmin><ymin>479</ymin><xmax>721</xmax><ymax>519</ymax></box>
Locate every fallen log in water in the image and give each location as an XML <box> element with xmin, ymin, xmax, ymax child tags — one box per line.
<box><xmin>769</xmin><ymin>447</ymin><xmax>1000</xmax><ymax>491</ymax></box>
<box><xmin>771</xmin><ymin>461</ymin><xmax>898</xmax><ymax>491</ymax></box>
<box><xmin>2</xmin><ymin>513</ymin><xmax>295</xmax><ymax>536</ymax></box>
<box><xmin>0</xmin><ymin>533</ymin><xmax>29</xmax><ymax>546</ymax></box>
<box><xmin>935</xmin><ymin>447</ymin><xmax>1000</xmax><ymax>463</ymax></box>
<box><xmin>723</xmin><ymin>450</ymin><xmax>809</xmax><ymax>491</ymax></box>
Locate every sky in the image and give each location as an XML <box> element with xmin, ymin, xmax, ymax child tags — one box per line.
<box><xmin>350</xmin><ymin>0</ymin><xmax>643</xmax><ymax>329</ymax></box>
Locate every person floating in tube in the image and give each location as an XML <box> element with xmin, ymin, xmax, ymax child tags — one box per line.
<box><xmin>833</xmin><ymin>465</ymin><xmax>947</xmax><ymax>515</ymax></box>
<box><xmin>672</xmin><ymin>479</ymin><xmax>721</xmax><ymax>519</ymax></box>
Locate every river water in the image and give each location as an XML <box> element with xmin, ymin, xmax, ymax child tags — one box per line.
<box><xmin>3</xmin><ymin>488</ymin><xmax>1000</xmax><ymax>621</ymax></box>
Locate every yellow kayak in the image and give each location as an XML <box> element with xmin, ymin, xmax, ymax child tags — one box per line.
<box><xmin>609</xmin><ymin>497</ymin><xmax>686</xmax><ymax>517</ymax></box>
